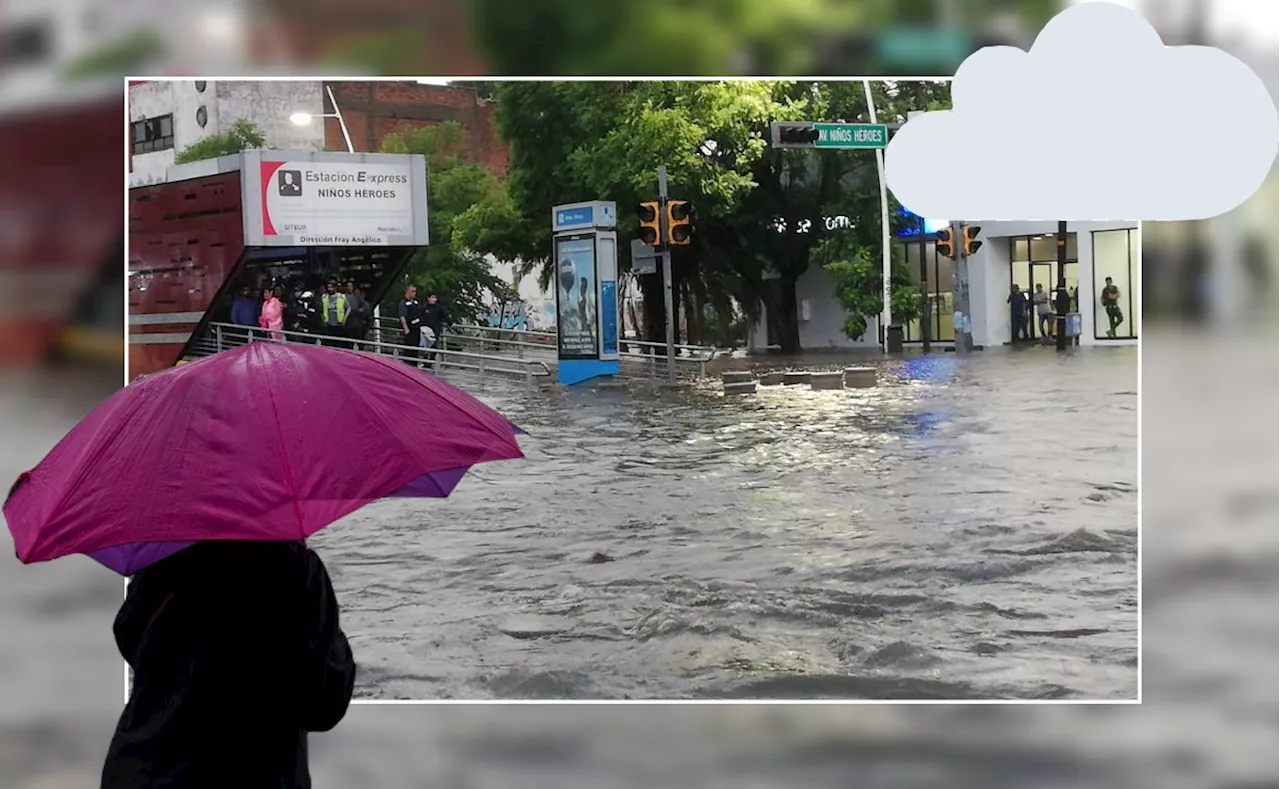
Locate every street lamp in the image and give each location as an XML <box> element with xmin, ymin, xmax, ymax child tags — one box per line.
<box><xmin>290</xmin><ymin>84</ymin><xmax>355</xmax><ymax>153</ymax></box>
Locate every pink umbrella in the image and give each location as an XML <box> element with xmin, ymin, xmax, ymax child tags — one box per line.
<box><xmin>4</xmin><ymin>342</ymin><xmax>526</xmax><ymax>575</ymax></box>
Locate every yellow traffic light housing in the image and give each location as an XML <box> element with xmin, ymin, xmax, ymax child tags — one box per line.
<box><xmin>936</xmin><ymin>226</ymin><xmax>955</xmax><ymax>259</ymax></box>
<box><xmin>637</xmin><ymin>201</ymin><xmax>661</xmax><ymax>246</ymax></box>
<box><xmin>666</xmin><ymin>200</ymin><xmax>692</xmax><ymax>245</ymax></box>
<box><xmin>962</xmin><ymin>224</ymin><xmax>983</xmax><ymax>256</ymax></box>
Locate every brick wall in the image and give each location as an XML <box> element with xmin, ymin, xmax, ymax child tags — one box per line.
<box><xmin>324</xmin><ymin>81</ymin><xmax>509</xmax><ymax>175</ymax></box>
<box><xmin>249</xmin><ymin>0</ymin><xmax>486</xmax><ymax>76</ymax></box>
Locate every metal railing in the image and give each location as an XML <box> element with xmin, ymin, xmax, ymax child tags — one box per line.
<box><xmin>409</xmin><ymin>321</ymin><xmax>716</xmax><ymax>381</ymax></box>
<box><xmin>197</xmin><ymin>322</ymin><xmax>552</xmax><ymax>388</ymax></box>
<box><xmin>370</xmin><ymin>318</ymin><xmax>714</xmax><ymax>380</ymax></box>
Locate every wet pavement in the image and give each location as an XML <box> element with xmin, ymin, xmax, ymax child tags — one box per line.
<box><xmin>315</xmin><ymin>345</ymin><xmax>1139</xmax><ymax>700</ymax></box>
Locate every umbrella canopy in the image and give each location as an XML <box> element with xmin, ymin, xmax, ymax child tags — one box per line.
<box><xmin>4</xmin><ymin>342</ymin><xmax>525</xmax><ymax>575</ymax></box>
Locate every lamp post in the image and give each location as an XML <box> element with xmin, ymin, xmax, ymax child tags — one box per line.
<box><xmin>290</xmin><ymin>84</ymin><xmax>355</xmax><ymax>153</ymax></box>
<box><xmin>288</xmin><ymin>84</ymin><xmax>379</xmax><ymax>347</ymax></box>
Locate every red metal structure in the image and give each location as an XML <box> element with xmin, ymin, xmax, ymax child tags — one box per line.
<box><xmin>128</xmin><ymin>153</ymin><xmax>425</xmax><ymax>381</ymax></box>
<box><xmin>0</xmin><ymin>87</ymin><xmax>125</xmax><ymax>368</ymax></box>
<box><xmin>128</xmin><ymin>169</ymin><xmax>247</xmax><ymax>378</ymax></box>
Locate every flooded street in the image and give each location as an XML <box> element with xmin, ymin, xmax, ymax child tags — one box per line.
<box><xmin>318</xmin><ymin>346</ymin><xmax>1139</xmax><ymax>700</ymax></box>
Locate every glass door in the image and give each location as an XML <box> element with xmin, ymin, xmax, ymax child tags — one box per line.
<box><xmin>1028</xmin><ymin>262</ymin><xmax>1052</xmax><ymax>339</ymax></box>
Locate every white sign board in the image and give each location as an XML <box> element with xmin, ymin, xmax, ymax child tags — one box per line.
<box><xmin>240</xmin><ymin>150</ymin><xmax>429</xmax><ymax>247</ymax></box>
<box><xmin>552</xmin><ymin>200</ymin><xmax>617</xmax><ymax>233</ymax></box>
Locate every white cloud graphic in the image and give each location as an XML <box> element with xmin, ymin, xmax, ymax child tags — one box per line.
<box><xmin>885</xmin><ymin>1</ymin><xmax>1279</xmax><ymax>221</ymax></box>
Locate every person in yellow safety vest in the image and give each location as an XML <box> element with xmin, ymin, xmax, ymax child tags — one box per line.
<box><xmin>319</xmin><ymin>280</ymin><xmax>350</xmax><ymax>348</ymax></box>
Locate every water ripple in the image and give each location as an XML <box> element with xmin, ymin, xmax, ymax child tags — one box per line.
<box><xmin>310</xmin><ymin>347</ymin><xmax>1138</xmax><ymax>699</ymax></box>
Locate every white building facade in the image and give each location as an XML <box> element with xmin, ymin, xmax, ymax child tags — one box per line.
<box><xmin>746</xmin><ymin>219</ymin><xmax>1141</xmax><ymax>353</ymax></box>
<box><xmin>967</xmin><ymin>221</ymin><xmax>1140</xmax><ymax>348</ymax></box>
<box><xmin>128</xmin><ymin>80</ymin><xmax>327</xmax><ymax>186</ymax></box>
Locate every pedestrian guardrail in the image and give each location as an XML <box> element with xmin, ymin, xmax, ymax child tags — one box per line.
<box><xmin>366</xmin><ymin>317</ymin><xmax>715</xmax><ymax>381</ymax></box>
<box><xmin>196</xmin><ymin>322</ymin><xmax>552</xmax><ymax>388</ymax></box>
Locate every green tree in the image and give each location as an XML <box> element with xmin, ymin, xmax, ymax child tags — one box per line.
<box><xmin>823</xmin><ymin>251</ymin><xmax>922</xmax><ymax>341</ymax></box>
<box><xmin>469</xmin><ymin>0</ymin><xmax>1060</xmax><ymax>76</ymax></box>
<box><xmin>172</xmin><ymin>120</ymin><xmax>267</xmax><ymax>165</ymax></box>
<box><xmin>380</xmin><ymin>122</ymin><xmax>507</xmax><ymax>322</ymax></box>
<box><xmin>461</xmin><ymin>80</ymin><xmax>952</xmax><ymax>352</ymax></box>
<box><xmin>63</xmin><ymin>30</ymin><xmax>166</xmax><ymax>80</ymax></box>
<box><xmin>470</xmin><ymin>81</ymin><xmax>779</xmax><ymax>345</ymax></box>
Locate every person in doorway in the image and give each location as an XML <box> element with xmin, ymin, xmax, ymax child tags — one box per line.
<box><xmin>1007</xmin><ymin>284</ymin><xmax>1029</xmax><ymax>342</ymax></box>
<box><xmin>259</xmin><ymin>286</ymin><xmax>286</xmax><ymax>342</ymax></box>
<box><xmin>1032</xmin><ymin>283</ymin><xmax>1053</xmax><ymax>338</ymax></box>
<box><xmin>230</xmin><ymin>285</ymin><xmax>260</xmax><ymax>340</ymax></box>
<box><xmin>419</xmin><ymin>292</ymin><xmax>450</xmax><ymax>362</ymax></box>
<box><xmin>319</xmin><ymin>280</ymin><xmax>350</xmax><ymax>347</ymax></box>
<box><xmin>100</xmin><ymin>540</ymin><xmax>356</xmax><ymax>788</ymax></box>
<box><xmin>1100</xmin><ymin>276</ymin><xmax>1124</xmax><ymax>337</ymax></box>
<box><xmin>397</xmin><ymin>284</ymin><xmax>423</xmax><ymax>365</ymax></box>
<box><xmin>344</xmin><ymin>281</ymin><xmax>369</xmax><ymax>347</ymax></box>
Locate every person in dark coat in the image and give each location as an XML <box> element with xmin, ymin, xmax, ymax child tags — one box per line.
<box><xmin>100</xmin><ymin>540</ymin><xmax>357</xmax><ymax>789</ymax></box>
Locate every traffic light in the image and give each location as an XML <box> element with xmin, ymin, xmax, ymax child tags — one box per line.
<box><xmin>636</xmin><ymin>201</ymin><xmax>660</xmax><ymax>246</ymax></box>
<box><xmin>666</xmin><ymin>200</ymin><xmax>692</xmax><ymax>245</ymax></box>
<box><xmin>962</xmin><ymin>224</ymin><xmax>983</xmax><ymax>256</ymax></box>
<box><xmin>935</xmin><ymin>226</ymin><xmax>955</xmax><ymax>259</ymax></box>
<box><xmin>772</xmin><ymin>122</ymin><xmax>820</xmax><ymax>147</ymax></box>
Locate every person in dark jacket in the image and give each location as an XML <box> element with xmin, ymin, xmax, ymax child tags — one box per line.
<box><xmin>420</xmin><ymin>292</ymin><xmax>451</xmax><ymax>362</ymax></box>
<box><xmin>230</xmin><ymin>286</ymin><xmax>260</xmax><ymax>339</ymax></box>
<box><xmin>100</xmin><ymin>540</ymin><xmax>356</xmax><ymax>789</ymax></box>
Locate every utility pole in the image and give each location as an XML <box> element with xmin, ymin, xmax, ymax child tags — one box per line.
<box><xmin>918</xmin><ymin>225</ymin><xmax>931</xmax><ymax>354</ymax></box>
<box><xmin>657</xmin><ymin>166</ymin><xmax>676</xmax><ymax>383</ymax></box>
<box><xmin>1055</xmin><ymin>220</ymin><xmax>1069</xmax><ymax>350</ymax></box>
<box><xmin>950</xmin><ymin>220</ymin><xmax>973</xmax><ymax>353</ymax></box>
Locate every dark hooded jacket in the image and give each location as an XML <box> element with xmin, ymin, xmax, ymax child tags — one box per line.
<box><xmin>101</xmin><ymin>541</ymin><xmax>357</xmax><ymax>789</ymax></box>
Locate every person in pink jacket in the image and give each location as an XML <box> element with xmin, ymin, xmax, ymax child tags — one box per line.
<box><xmin>259</xmin><ymin>286</ymin><xmax>285</xmax><ymax>341</ymax></box>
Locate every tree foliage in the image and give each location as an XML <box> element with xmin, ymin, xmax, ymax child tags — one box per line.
<box><xmin>459</xmin><ymin>80</ymin><xmax>951</xmax><ymax>351</ymax></box>
<box><xmin>173</xmin><ymin>120</ymin><xmax>266</xmax><ymax>165</ymax></box>
<box><xmin>469</xmin><ymin>1</ymin><xmax>1060</xmax><ymax>75</ymax></box>
<box><xmin>380</xmin><ymin>122</ymin><xmax>507</xmax><ymax>322</ymax></box>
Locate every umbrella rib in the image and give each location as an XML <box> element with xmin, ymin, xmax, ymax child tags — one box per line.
<box><xmin>257</xmin><ymin>355</ymin><xmax>307</xmax><ymax>540</ymax></box>
<box><xmin>368</xmin><ymin>351</ymin><xmax>522</xmax><ymax>450</ymax></box>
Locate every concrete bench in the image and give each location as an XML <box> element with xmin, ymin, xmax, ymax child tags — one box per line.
<box><xmin>783</xmin><ymin>371</ymin><xmax>811</xmax><ymax>386</ymax></box>
<box><xmin>759</xmin><ymin>372</ymin><xmax>785</xmax><ymax>386</ymax></box>
<box><xmin>721</xmin><ymin>371</ymin><xmax>755</xmax><ymax>385</ymax></box>
<box><xmin>810</xmin><ymin>371</ymin><xmax>844</xmax><ymax>390</ymax></box>
<box><xmin>723</xmin><ymin>381</ymin><xmax>758</xmax><ymax>396</ymax></box>
<box><xmin>844</xmin><ymin>367</ymin><xmax>877</xmax><ymax>388</ymax></box>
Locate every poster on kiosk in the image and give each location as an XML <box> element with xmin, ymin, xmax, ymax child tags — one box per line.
<box><xmin>551</xmin><ymin>201</ymin><xmax>620</xmax><ymax>386</ymax></box>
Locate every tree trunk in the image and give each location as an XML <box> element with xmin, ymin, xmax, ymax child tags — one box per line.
<box><xmin>681</xmin><ymin>284</ymin><xmax>699</xmax><ymax>346</ymax></box>
<box><xmin>771</xmin><ymin>276</ymin><xmax>802</xmax><ymax>354</ymax></box>
<box><xmin>640</xmin><ymin>273</ymin><xmax>665</xmax><ymax>347</ymax></box>
<box><xmin>716</xmin><ymin>303</ymin><xmax>733</xmax><ymax>347</ymax></box>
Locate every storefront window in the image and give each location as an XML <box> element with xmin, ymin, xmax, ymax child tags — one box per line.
<box><xmin>1092</xmin><ymin>229</ymin><xmax>1138</xmax><ymax>339</ymax></box>
<box><xmin>897</xmin><ymin>239</ymin><xmax>952</xmax><ymax>343</ymax></box>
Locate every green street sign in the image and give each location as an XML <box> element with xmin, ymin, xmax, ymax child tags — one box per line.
<box><xmin>813</xmin><ymin>123</ymin><xmax>888</xmax><ymax>149</ymax></box>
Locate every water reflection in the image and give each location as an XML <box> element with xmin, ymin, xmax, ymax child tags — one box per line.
<box><xmin>311</xmin><ymin>346</ymin><xmax>1138</xmax><ymax>700</ymax></box>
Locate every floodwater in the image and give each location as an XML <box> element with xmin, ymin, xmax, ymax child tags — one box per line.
<box><xmin>315</xmin><ymin>345</ymin><xmax>1139</xmax><ymax>700</ymax></box>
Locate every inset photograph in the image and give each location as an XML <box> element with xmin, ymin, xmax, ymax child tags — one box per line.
<box><xmin>14</xmin><ymin>78</ymin><xmax>1138</xmax><ymax>703</ymax></box>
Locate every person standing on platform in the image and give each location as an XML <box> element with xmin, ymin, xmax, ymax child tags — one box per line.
<box><xmin>344</xmin><ymin>281</ymin><xmax>369</xmax><ymax>348</ymax></box>
<box><xmin>420</xmin><ymin>292</ymin><xmax>450</xmax><ymax>363</ymax></box>
<box><xmin>259</xmin><ymin>286</ymin><xmax>286</xmax><ymax>342</ymax></box>
<box><xmin>319</xmin><ymin>280</ymin><xmax>350</xmax><ymax>347</ymax></box>
<box><xmin>398</xmin><ymin>284</ymin><xmax>423</xmax><ymax>365</ymax></box>
<box><xmin>230</xmin><ymin>285</ymin><xmax>260</xmax><ymax>341</ymax></box>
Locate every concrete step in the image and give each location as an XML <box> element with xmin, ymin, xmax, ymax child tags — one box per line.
<box><xmin>811</xmin><ymin>371</ymin><xmax>844</xmax><ymax>390</ymax></box>
<box><xmin>844</xmin><ymin>367</ymin><xmax>877</xmax><ymax>388</ymax></box>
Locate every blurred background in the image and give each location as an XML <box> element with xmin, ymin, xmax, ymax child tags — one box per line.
<box><xmin>1</xmin><ymin>0</ymin><xmax>1275</xmax><ymax>787</ymax></box>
